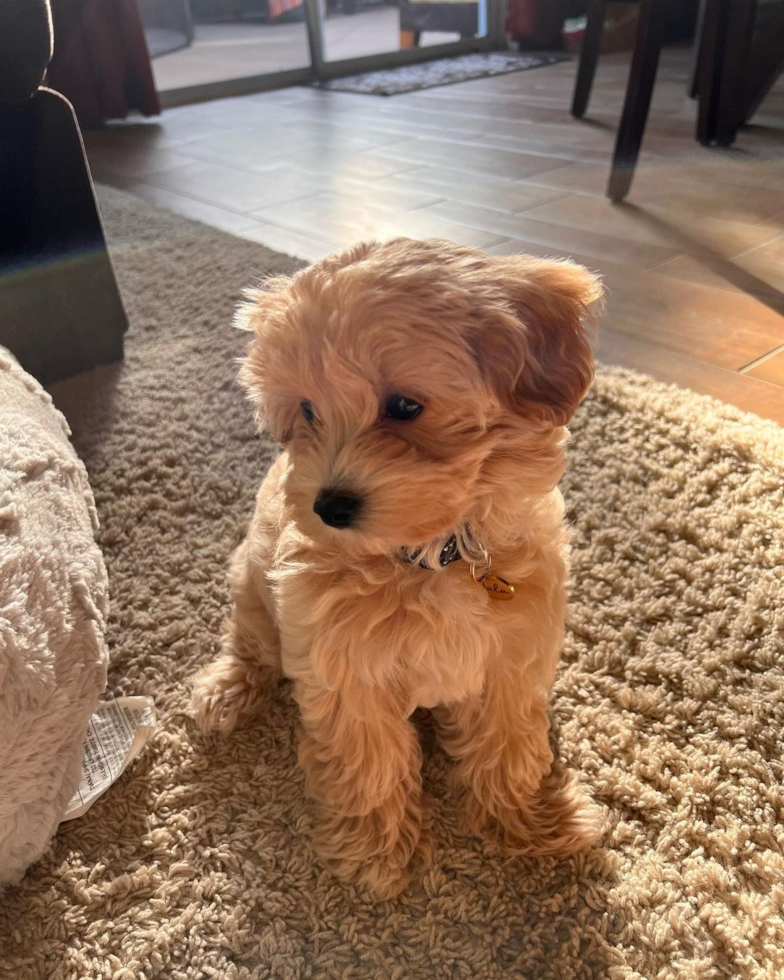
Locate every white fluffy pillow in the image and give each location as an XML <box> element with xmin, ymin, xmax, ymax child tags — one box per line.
<box><xmin>0</xmin><ymin>348</ymin><xmax>108</xmax><ymax>885</ymax></box>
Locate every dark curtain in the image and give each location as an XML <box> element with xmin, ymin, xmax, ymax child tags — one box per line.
<box><xmin>506</xmin><ymin>0</ymin><xmax>568</xmax><ymax>49</ymax></box>
<box><xmin>47</xmin><ymin>0</ymin><xmax>160</xmax><ymax>128</ymax></box>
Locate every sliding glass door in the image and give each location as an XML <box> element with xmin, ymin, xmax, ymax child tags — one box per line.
<box><xmin>140</xmin><ymin>0</ymin><xmax>313</xmax><ymax>103</ymax></box>
<box><xmin>308</xmin><ymin>0</ymin><xmax>502</xmax><ymax>78</ymax></box>
<box><xmin>316</xmin><ymin>0</ymin><xmax>489</xmax><ymax>67</ymax></box>
<box><xmin>144</xmin><ymin>0</ymin><xmax>505</xmax><ymax>105</ymax></box>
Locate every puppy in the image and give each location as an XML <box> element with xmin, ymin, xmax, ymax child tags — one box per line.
<box><xmin>192</xmin><ymin>238</ymin><xmax>604</xmax><ymax>897</ymax></box>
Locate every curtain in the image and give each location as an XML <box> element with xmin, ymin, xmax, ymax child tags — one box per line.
<box><xmin>47</xmin><ymin>0</ymin><xmax>160</xmax><ymax>128</ymax></box>
<box><xmin>506</xmin><ymin>0</ymin><xmax>567</xmax><ymax>48</ymax></box>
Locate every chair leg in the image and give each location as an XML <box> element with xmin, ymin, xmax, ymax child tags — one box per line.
<box><xmin>688</xmin><ymin>0</ymin><xmax>709</xmax><ymax>98</ymax></box>
<box><xmin>714</xmin><ymin>0</ymin><xmax>756</xmax><ymax>146</ymax></box>
<box><xmin>696</xmin><ymin>0</ymin><xmax>724</xmax><ymax>144</ymax></box>
<box><xmin>606</xmin><ymin>0</ymin><xmax>669</xmax><ymax>203</ymax></box>
<box><xmin>571</xmin><ymin>0</ymin><xmax>609</xmax><ymax>118</ymax></box>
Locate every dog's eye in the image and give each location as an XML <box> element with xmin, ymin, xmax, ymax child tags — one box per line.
<box><xmin>300</xmin><ymin>401</ymin><xmax>315</xmax><ymax>424</ymax></box>
<box><xmin>385</xmin><ymin>394</ymin><xmax>422</xmax><ymax>421</ymax></box>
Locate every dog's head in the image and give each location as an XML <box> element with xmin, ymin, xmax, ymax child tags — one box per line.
<box><xmin>239</xmin><ymin>239</ymin><xmax>602</xmax><ymax>558</ymax></box>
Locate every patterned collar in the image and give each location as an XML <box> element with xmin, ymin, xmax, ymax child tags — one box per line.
<box><xmin>401</xmin><ymin>534</ymin><xmax>462</xmax><ymax>570</ymax></box>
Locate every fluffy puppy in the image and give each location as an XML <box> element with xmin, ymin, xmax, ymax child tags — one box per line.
<box><xmin>192</xmin><ymin>238</ymin><xmax>604</xmax><ymax>898</ymax></box>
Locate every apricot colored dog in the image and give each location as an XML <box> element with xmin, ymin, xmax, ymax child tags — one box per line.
<box><xmin>193</xmin><ymin>238</ymin><xmax>604</xmax><ymax>897</ymax></box>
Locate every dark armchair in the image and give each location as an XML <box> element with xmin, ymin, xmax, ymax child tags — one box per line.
<box><xmin>0</xmin><ymin>0</ymin><xmax>127</xmax><ymax>385</ymax></box>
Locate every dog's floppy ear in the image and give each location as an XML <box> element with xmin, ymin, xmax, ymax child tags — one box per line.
<box><xmin>475</xmin><ymin>256</ymin><xmax>603</xmax><ymax>427</ymax></box>
<box><xmin>233</xmin><ymin>276</ymin><xmax>291</xmax><ymax>333</ymax></box>
<box><xmin>235</xmin><ymin>277</ymin><xmax>297</xmax><ymax>443</ymax></box>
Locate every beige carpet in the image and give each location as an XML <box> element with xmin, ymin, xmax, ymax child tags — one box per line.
<box><xmin>1</xmin><ymin>187</ymin><xmax>782</xmax><ymax>980</ymax></box>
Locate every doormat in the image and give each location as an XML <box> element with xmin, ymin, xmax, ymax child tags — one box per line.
<box><xmin>315</xmin><ymin>52</ymin><xmax>566</xmax><ymax>96</ymax></box>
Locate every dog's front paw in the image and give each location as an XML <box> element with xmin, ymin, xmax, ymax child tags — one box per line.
<box><xmin>315</xmin><ymin>797</ymin><xmax>432</xmax><ymax>900</ymax></box>
<box><xmin>191</xmin><ymin>656</ymin><xmax>269</xmax><ymax>735</ymax></box>
<box><xmin>468</xmin><ymin>763</ymin><xmax>604</xmax><ymax>858</ymax></box>
<box><xmin>328</xmin><ymin>846</ymin><xmax>412</xmax><ymax>900</ymax></box>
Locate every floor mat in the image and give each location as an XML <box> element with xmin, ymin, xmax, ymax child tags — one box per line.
<box><xmin>1</xmin><ymin>186</ymin><xmax>782</xmax><ymax>979</ymax></box>
<box><xmin>317</xmin><ymin>52</ymin><xmax>566</xmax><ymax>96</ymax></box>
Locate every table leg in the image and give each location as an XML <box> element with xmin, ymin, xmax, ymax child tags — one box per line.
<box><xmin>571</xmin><ymin>0</ymin><xmax>609</xmax><ymax>118</ymax></box>
<box><xmin>714</xmin><ymin>0</ymin><xmax>756</xmax><ymax>146</ymax></box>
<box><xmin>606</xmin><ymin>0</ymin><xmax>670</xmax><ymax>203</ymax></box>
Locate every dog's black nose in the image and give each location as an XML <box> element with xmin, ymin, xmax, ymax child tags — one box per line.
<box><xmin>314</xmin><ymin>492</ymin><xmax>361</xmax><ymax>529</ymax></box>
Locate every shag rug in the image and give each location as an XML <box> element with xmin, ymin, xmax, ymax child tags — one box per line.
<box><xmin>1</xmin><ymin>186</ymin><xmax>782</xmax><ymax>980</ymax></box>
<box><xmin>316</xmin><ymin>53</ymin><xmax>565</xmax><ymax>96</ymax></box>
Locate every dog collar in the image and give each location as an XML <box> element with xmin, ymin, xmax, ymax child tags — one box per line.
<box><xmin>401</xmin><ymin>534</ymin><xmax>462</xmax><ymax>570</ymax></box>
<box><xmin>400</xmin><ymin>535</ymin><xmax>515</xmax><ymax>600</ymax></box>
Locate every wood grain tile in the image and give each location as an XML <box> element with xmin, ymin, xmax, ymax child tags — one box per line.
<box><xmin>733</xmin><ymin>233</ymin><xmax>784</xmax><ymax>272</ymax></box>
<box><xmin>462</xmin><ymin>132</ymin><xmax>613</xmax><ymax>166</ymax></box>
<box><xmin>419</xmin><ymin>199</ymin><xmax>679</xmax><ymax>268</ymax></box>
<box><xmin>393</xmin><ymin>92</ymin><xmax>568</xmax><ymax>125</ymax></box>
<box><xmin>253</xmin><ymin>193</ymin><xmax>505</xmax><ymax>249</ymax></box>
<box><xmin>524</xmin><ymin>162</ymin><xmax>784</xmax><ymax>223</ymax></box>
<box><xmin>651</xmin><ymin>252</ymin><xmax>784</xmax><ymax>300</ymax></box>
<box><xmin>238</xmin><ymin>222</ymin><xmax>333</xmax><ymax>263</ymax></box>
<box><xmin>280</xmin><ymin>103</ymin><xmax>487</xmax><ymax>143</ymax></box>
<box><xmin>664</xmin><ymin>157</ymin><xmax>784</xmax><ymax>194</ymax></box>
<box><xmin>521</xmin><ymin>194</ymin><xmax>781</xmax><ymax>258</ymax></box>
<box><xmin>83</xmin><ymin>124</ymin><xmax>188</xmax><ymax>151</ymax></box>
<box><xmin>381</xmin><ymin>137</ymin><xmax>568</xmax><ymax>180</ymax></box>
<box><xmin>86</xmin><ymin>147</ymin><xmax>199</xmax><ymax>181</ymax></box>
<box><xmin>138</xmin><ymin>162</ymin><xmax>324</xmax><ymax>213</ymax></box>
<box><xmin>288</xmin><ymin>149</ymin><xmax>420</xmax><ymax>181</ymax></box>
<box><xmin>376</xmin><ymin>168</ymin><xmax>568</xmax><ymax>214</ymax></box>
<box><xmin>746</xmin><ymin>350</ymin><xmax>784</xmax><ymax>386</ymax></box>
<box><xmin>285</xmin><ymin>170</ymin><xmax>443</xmax><ymax>212</ymax></box>
<box><xmin>123</xmin><ymin>182</ymin><xmax>264</xmax><ymax>234</ymax></box>
<box><xmin>596</xmin><ymin>330</ymin><xmax>784</xmax><ymax>425</ymax></box>
<box><xmin>175</xmin><ymin>124</ymin><xmax>404</xmax><ymax>171</ymax></box>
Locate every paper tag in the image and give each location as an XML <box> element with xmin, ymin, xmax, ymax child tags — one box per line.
<box><xmin>62</xmin><ymin>696</ymin><xmax>157</xmax><ymax>822</ymax></box>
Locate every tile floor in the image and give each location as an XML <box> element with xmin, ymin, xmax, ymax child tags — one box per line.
<box><xmin>85</xmin><ymin>47</ymin><xmax>784</xmax><ymax>423</ymax></box>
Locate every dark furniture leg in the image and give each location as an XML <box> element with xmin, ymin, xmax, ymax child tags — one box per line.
<box><xmin>714</xmin><ymin>0</ymin><xmax>756</xmax><ymax>146</ymax></box>
<box><xmin>0</xmin><ymin>88</ymin><xmax>127</xmax><ymax>385</ymax></box>
<box><xmin>606</xmin><ymin>0</ymin><xmax>670</xmax><ymax>203</ymax></box>
<box><xmin>571</xmin><ymin>0</ymin><xmax>609</xmax><ymax>118</ymax></box>
<box><xmin>697</xmin><ymin>0</ymin><xmax>784</xmax><ymax>148</ymax></box>
<box><xmin>688</xmin><ymin>0</ymin><xmax>708</xmax><ymax>98</ymax></box>
<box><xmin>696</xmin><ymin>0</ymin><xmax>724</xmax><ymax>144</ymax></box>
<box><xmin>739</xmin><ymin>2</ymin><xmax>784</xmax><ymax>124</ymax></box>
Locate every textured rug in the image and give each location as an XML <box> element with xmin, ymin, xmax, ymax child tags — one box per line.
<box><xmin>1</xmin><ymin>186</ymin><xmax>782</xmax><ymax>980</ymax></box>
<box><xmin>316</xmin><ymin>53</ymin><xmax>565</xmax><ymax>96</ymax></box>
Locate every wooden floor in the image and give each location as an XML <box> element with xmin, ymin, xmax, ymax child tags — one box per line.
<box><xmin>85</xmin><ymin>48</ymin><xmax>784</xmax><ymax>424</ymax></box>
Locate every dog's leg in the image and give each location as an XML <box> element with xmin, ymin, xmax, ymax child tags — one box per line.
<box><xmin>192</xmin><ymin>539</ymin><xmax>281</xmax><ymax>734</ymax></box>
<box><xmin>296</xmin><ymin>682</ymin><xmax>429</xmax><ymax>899</ymax></box>
<box><xmin>435</xmin><ymin>671</ymin><xmax>602</xmax><ymax>856</ymax></box>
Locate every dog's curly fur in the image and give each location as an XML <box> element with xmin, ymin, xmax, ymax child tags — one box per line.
<box><xmin>192</xmin><ymin>238</ymin><xmax>605</xmax><ymax>897</ymax></box>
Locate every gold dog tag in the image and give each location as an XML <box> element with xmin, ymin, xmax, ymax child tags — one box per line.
<box><xmin>478</xmin><ymin>573</ymin><xmax>515</xmax><ymax>601</ymax></box>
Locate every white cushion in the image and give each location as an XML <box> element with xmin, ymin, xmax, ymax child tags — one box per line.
<box><xmin>0</xmin><ymin>348</ymin><xmax>108</xmax><ymax>886</ymax></box>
